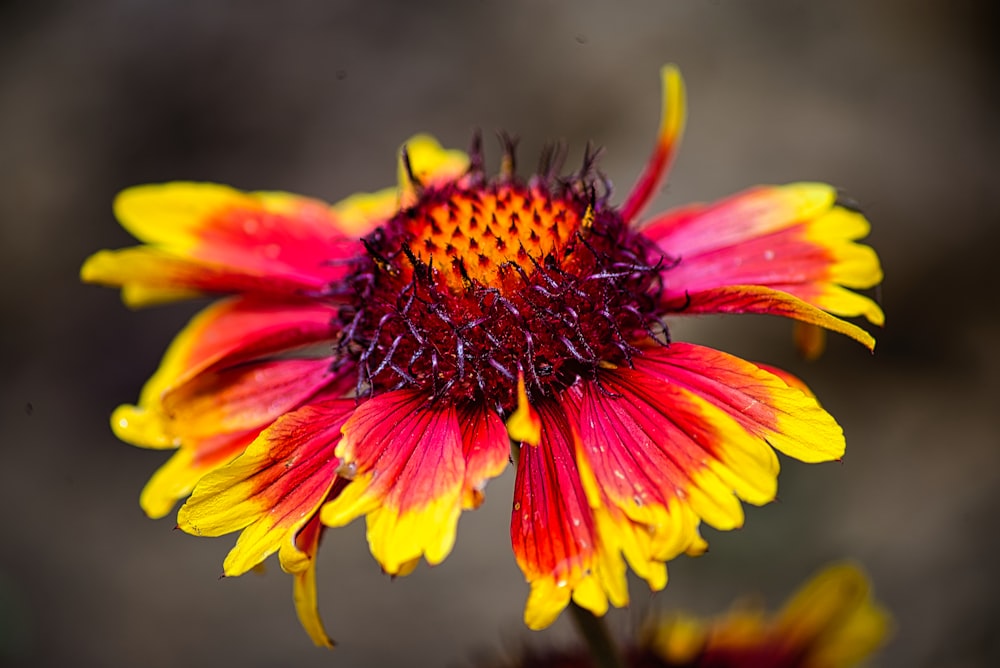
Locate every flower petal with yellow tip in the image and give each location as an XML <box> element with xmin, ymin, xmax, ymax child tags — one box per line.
<box><xmin>177</xmin><ymin>399</ymin><xmax>355</xmax><ymax>576</ymax></box>
<box><xmin>646</xmin><ymin>183</ymin><xmax>883</xmax><ymax>346</ymax></box>
<box><xmin>320</xmin><ymin>390</ymin><xmax>467</xmax><ymax>575</ymax></box>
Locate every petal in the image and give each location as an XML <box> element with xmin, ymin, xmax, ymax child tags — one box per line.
<box><xmin>579</xmin><ymin>369</ymin><xmax>772</xmax><ymax>538</ymax></box>
<box><xmin>160</xmin><ymin>358</ymin><xmax>337</xmax><ymax>439</ymax></box>
<box><xmin>779</xmin><ymin>565</ymin><xmax>890</xmax><ymax>667</ymax></box>
<box><xmin>281</xmin><ymin>515</ymin><xmax>335</xmax><ymax>648</ymax></box>
<box><xmin>457</xmin><ymin>404</ymin><xmax>511</xmax><ymax>509</ymax></box>
<box><xmin>632</xmin><ymin>342</ymin><xmax>845</xmax><ymax>464</ymax></box>
<box><xmin>621</xmin><ymin>65</ymin><xmax>686</xmax><ymax>224</ymax></box>
<box><xmin>111</xmin><ymin>298</ymin><xmax>341</xmax><ymax>450</ymax></box>
<box><xmin>322</xmin><ymin>135</ymin><xmax>468</xmax><ymax>244</ymax></box>
<box><xmin>397</xmin><ymin>134</ymin><xmax>469</xmax><ymax>202</ymax></box>
<box><xmin>506</xmin><ymin>372</ymin><xmax>541</xmax><ymax>446</ymax></box>
<box><xmin>510</xmin><ymin>399</ymin><xmax>610</xmax><ymax>630</ymax></box>
<box><xmin>645</xmin><ymin>183</ymin><xmax>836</xmax><ymax>255</ymax></box>
<box><xmin>646</xmin><ymin>183</ymin><xmax>883</xmax><ymax>341</ymax></box>
<box><xmin>139</xmin><ymin>428</ymin><xmax>260</xmax><ymax>519</ymax></box>
<box><xmin>575</xmin><ymin>449</ymin><xmax>668</xmax><ymax>599</ymax></box>
<box><xmin>82</xmin><ymin>182</ymin><xmax>361</xmax><ymax>305</ymax></box>
<box><xmin>331</xmin><ymin>186</ymin><xmax>401</xmax><ymax>237</ymax></box>
<box><xmin>177</xmin><ymin>399</ymin><xmax>355</xmax><ymax>576</ymax></box>
<box><xmin>665</xmin><ymin>284</ymin><xmax>877</xmax><ymax>351</ymax></box>
<box><xmin>148</xmin><ymin>297</ymin><xmax>337</xmax><ymax>405</ymax></box>
<box><xmin>320</xmin><ymin>390</ymin><xmax>465</xmax><ymax>574</ymax></box>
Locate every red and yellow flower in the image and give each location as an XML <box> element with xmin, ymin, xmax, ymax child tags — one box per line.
<box><xmin>485</xmin><ymin>563</ymin><xmax>891</xmax><ymax>668</ymax></box>
<box><xmin>81</xmin><ymin>66</ymin><xmax>883</xmax><ymax>646</ymax></box>
<box><xmin>644</xmin><ymin>563</ymin><xmax>891</xmax><ymax>668</ymax></box>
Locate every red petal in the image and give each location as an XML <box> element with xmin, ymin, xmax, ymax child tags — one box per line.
<box><xmin>645</xmin><ymin>184</ymin><xmax>883</xmax><ymax>342</ymax></box>
<box><xmin>161</xmin><ymin>358</ymin><xmax>337</xmax><ymax>438</ymax></box>
<box><xmin>177</xmin><ymin>399</ymin><xmax>355</xmax><ymax>575</ymax></box>
<box><xmin>511</xmin><ymin>399</ymin><xmax>606</xmax><ymax>629</ymax></box>
<box><xmin>321</xmin><ymin>390</ymin><xmax>465</xmax><ymax>574</ymax></box>
<box><xmin>457</xmin><ymin>404</ymin><xmax>510</xmax><ymax>509</ymax></box>
<box><xmin>621</xmin><ymin>66</ymin><xmax>686</xmax><ymax>224</ymax></box>
<box><xmin>82</xmin><ymin>183</ymin><xmax>363</xmax><ymax>305</ymax></box>
<box><xmin>631</xmin><ymin>342</ymin><xmax>844</xmax><ymax>464</ymax></box>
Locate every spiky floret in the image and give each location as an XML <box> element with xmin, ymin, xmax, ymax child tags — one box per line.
<box><xmin>337</xmin><ymin>142</ymin><xmax>670</xmax><ymax>414</ymax></box>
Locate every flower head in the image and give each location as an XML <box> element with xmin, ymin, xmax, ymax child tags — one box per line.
<box><xmin>81</xmin><ymin>66</ymin><xmax>883</xmax><ymax>646</ymax></box>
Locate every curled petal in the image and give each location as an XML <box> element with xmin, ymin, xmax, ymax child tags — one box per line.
<box><xmin>81</xmin><ymin>183</ymin><xmax>361</xmax><ymax>306</ymax></box>
<box><xmin>621</xmin><ymin>65</ymin><xmax>686</xmax><ymax>224</ymax></box>
<box><xmin>281</xmin><ymin>515</ymin><xmax>336</xmax><ymax>648</ymax></box>
<box><xmin>177</xmin><ymin>399</ymin><xmax>355</xmax><ymax>576</ymax></box>
<box><xmin>666</xmin><ymin>284</ymin><xmax>877</xmax><ymax>351</ymax></box>
<box><xmin>321</xmin><ymin>390</ymin><xmax>465</xmax><ymax>574</ymax></box>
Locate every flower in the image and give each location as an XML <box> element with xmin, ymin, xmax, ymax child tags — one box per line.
<box><xmin>81</xmin><ymin>66</ymin><xmax>883</xmax><ymax>647</ymax></box>
<box><xmin>482</xmin><ymin>562</ymin><xmax>891</xmax><ymax>668</ymax></box>
<box><xmin>644</xmin><ymin>563</ymin><xmax>891</xmax><ymax>668</ymax></box>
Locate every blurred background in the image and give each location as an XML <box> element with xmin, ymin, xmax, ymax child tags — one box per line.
<box><xmin>1</xmin><ymin>1</ymin><xmax>997</xmax><ymax>666</ymax></box>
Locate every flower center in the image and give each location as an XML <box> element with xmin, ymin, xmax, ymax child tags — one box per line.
<box><xmin>405</xmin><ymin>183</ymin><xmax>581</xmax><ymax>291</ymax></box>
<box><xmin>338</xmin><ymin>156</ymin><xmax>667</xmax><ymax>414</ymax></box>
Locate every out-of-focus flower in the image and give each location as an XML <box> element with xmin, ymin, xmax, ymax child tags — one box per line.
<box><xmin>81</xmin><ymin>66</ymin><xmax>882</xmax><ymax>646</ymax></box>
<box><xmin>483</xmin><ymin>563</ymin><xmax>891</xmax><ymax>668</ymax></box>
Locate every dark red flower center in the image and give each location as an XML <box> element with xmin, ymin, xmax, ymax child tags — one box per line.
<box><xmin>338</xmin><ymin>148</ymin><xmax>668</xmax><ymax>415</ymax></box>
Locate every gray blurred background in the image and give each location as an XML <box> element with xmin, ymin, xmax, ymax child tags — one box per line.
<box><xmin>2</xmin><ymin>1</ymin><xmax>997</xmax><ymax>666</ymax></box>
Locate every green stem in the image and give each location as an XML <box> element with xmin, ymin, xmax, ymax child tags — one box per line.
<box><xmin>568</xmin><ymin>601</ymin><xmax>625</xmax><ymax>668</ymax></box>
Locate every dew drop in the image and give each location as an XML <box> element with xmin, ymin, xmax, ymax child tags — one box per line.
<box><xmin>263</xmin><ymin>243</ymin><xmax>281</xmax><ymax>259</ymax></box>
<box><xmin>337</xmin><ymin>461</ymin><xmax>358</xmax><ymax>479</ymax></box>
<box><xmin>242</xmin><ymin>218</ymin><xmax>260</xmax><ymax>235</ymax></box>
<box><xmin>763</xmin><ymin>249</ymin><xmax>775</xmax><ymax>261</ymax></box>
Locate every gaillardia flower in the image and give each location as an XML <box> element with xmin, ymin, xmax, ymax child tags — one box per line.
<box><xmin>485</xmin><ymin>562</ymin><xmax>891</xmax><ymax>668</ymax></box>
<box><xmin>82</xmin><ymin>66</ymin><xmax>883</xmax><ymax>646</ymax></box>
